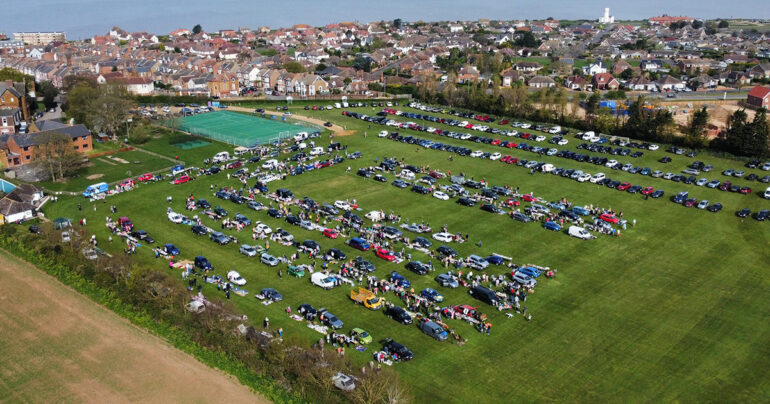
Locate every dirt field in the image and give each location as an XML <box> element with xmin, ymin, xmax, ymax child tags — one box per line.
<box><xmin>0</xmin><ymin>250</ymin><xmax>268</xmax><ymax>403</ymax></box>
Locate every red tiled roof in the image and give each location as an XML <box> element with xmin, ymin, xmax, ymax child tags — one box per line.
<box><xmin>748</xmin><ymin>86</ymin><xmax>770</xmax><ymax>99</ymax></box>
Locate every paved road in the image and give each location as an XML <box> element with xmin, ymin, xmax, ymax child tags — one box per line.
<box><xmin>39</xmin><ymin>103</ymin><xmax>62</xmax><ymax>121</ymax></box>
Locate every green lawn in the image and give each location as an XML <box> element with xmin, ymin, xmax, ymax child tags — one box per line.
<box><xmin>40</xmin><ymin>103</ymin><xmax>770</xmax><ymax>403</ymax></box>
<box><xmin>39</xmin><ymin>149</ymin><xmax>174</xmax><ymax>193</ymax></box>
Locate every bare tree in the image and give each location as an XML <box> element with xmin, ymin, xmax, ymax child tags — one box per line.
<box><xmin>33</xmin><ymin>132</ymin><xmax>84</xmax><ymax>181</ymax></box>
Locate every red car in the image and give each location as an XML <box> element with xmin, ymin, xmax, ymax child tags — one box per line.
<box><xmin>739</xmin><ymin>187</ymin><xmax>752</xmax><ymax>194</ymax></box>
<box><xmin>505</xmin><ymin>142</ymin><xmax>518</xmax><ymax>148</ymax></box>
<box><xmin>617</xmin><ymin>182</ymin><xmax>632</xmax><ymax>191</ymax></box>
<box><xmin>501</xmin><ymin>155</ymin><xmax>512</xmax><ymax>163</ymax></box>
<box><xmin>490</xmin><ymin>139</ymin><xmax>501</xmax><ymax>146</ymax></box>
<box><xmin>504</xmin><ymin>198</ymin><xmax>520</xmax><ymax>207</ymax></box>
<box><xmin>521</xmin><ymin>133</ymin><xmax>531</xmax><ymax>139</ymax></box>
<box><xmin>173</xmin><ymin>175</ymin><xmax>191</xmax><ymax>185</ymax></box>
<box><xmin>137</xmin><ymin>173</ymin><xmax>153</xmax><ymax>182</ymax></box>
<box><xmin>226</xmin><ymin>160</ymin><xmax>242</xmax><ymax>169</ymax></box>
<box><xmin>429</xmin><ymin>170</ymin><xmax>445</xmax><ymax>179</ymax></box>
<box><xmin>120</xmin><ymin>179</ymin><xmax>135</xmax><ymax>187</ymax></box>
<box><xmin>641</xmin><ymin>186</ymin><xmax>654</xmax><ymax>195</ymax></box>
<box><xmin>464</xmin><ymin>123</ymin><xmax>473</xmax><ymax>129</ymax></box>
<box><xmin>375</xmin><ymin>248</ymin><xmax>396</xmax><ymax>261</ymax></box>
<box><xmin>522</xmin><ymin>194</ymin><xmax>536</xmax><ymax>202</ymax></box>
<box><xmin>499</xmin><ymin>120</ymin><xmax>509</xmax><ymax>125</ymax></box>
<box><xmin>600</xmin><ymin>213</ymin><xmax>619</xmax><ymax>224</ymax></box>
<box><xmin>323</xmin><ymin>228</ymin><xmax>339</xmax><ymax>239</ymax></box>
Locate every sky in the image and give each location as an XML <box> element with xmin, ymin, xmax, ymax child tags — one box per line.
<box><xmin>4</xmin><ymin>0</ymin><xmax>769</xmax><ymax>40</ymax></box>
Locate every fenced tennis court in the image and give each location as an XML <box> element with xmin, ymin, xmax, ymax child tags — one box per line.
<box><xmin>178</xmin><ymin>111</ymin><xmax>317</xmax><ymax>147</ymax></box>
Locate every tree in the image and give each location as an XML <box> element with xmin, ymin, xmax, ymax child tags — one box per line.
<box><xmin>692</xmin><ymin>20</ymin><xmax>704</xmax><ymax>29</ymax></box>
<box><xmin>314</xmin><ymin>63</ymin><xmax>327</xmax><ymax>72</ymax></box>
<box><xmin>689</xmin><ymin>107</ymin><xmax>709</xmax><ymax>136</ymax></box>
<box><xmin>33</xmin><ymin>132</ymin><xmax>84</xmax><ymax>181</ymax></box>
<box><xmin>584</xmin><ymin>92</ymin><xmax>601</xmax><ymax>115</ymax></box>
<box><xmin>0</xmin><ymin>67</ymin><xmax>33</xmax><ymax>83</ymax></box>
<box><xmin>283</xmin><ymin>61</ymin><xmax>305</xmax><ymax>73</ymax></box>
<box><xmin>192</xmin><ymin>24</ymin><xmax>202</xmax><ymax>34</ymax></box>
<box><xmin>514</xmin><ymin>31</ymin><xmax>540</xmax><ymax>48</ymax></box>
<box><xmin>62</xmin><ymin>75</ymin><xmax>97</xmax><ymax>92</ymax></box>
<box><xmin>718</xmin><ymin>20</ymin><xmax>729</xmax><ymax>29</ymax></box>
<box><xmin>353</xmin><ymin>56</ymin><xmax>372</xmax><ymax>72</ymax></box>
<box><xmin>37</xmin><ymin>81</ymin><xmax>59</xmax><ymax>110</ymax></box>
<box><xmin>620</xmin><ymin>68</ymin><xmax>635</xmax><ymax>81</ymax></box>
<box><xmin>393</xmin><ymin>18</ymin><xmax>403</xmax><ymax>29</ymax></box>
<box><xmin>87</xmin><ymin>85</ymin><xmax>133</xmax><ymax>141</ymax></box>
<box><xmin>61</xmin><ymin>82</ymin><xmax>98</xmax><ymax>124</ymax></box>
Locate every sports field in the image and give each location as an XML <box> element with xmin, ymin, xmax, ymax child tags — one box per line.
<box><xmin>40</xmin><ymin>102</ymin><xmax>770</xmax><ymax>403</ymax></box>
<box><xmin>179</xmin><ymin>110</ymin><xmax>316</xmax><ymax>147</ymax></box>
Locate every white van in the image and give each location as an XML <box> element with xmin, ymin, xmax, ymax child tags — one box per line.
<box><xmin>541</xmin><ymin>163</ymin><xmax>555</xmax><ymax>173</ymax></box>
<box><xmin>334</xmin><ymin>102</ymin><xmax>342</xmax><ymax>109</ymax></box>
<box><xmin>342</xmin><ymin>102</ymin><xmax>349</xmax><ymax>108</ymax></box>
<box><xmin>310</xmin><ymin>147</ymin><xmax>324</xmax><ymax>156</ymax></box>
<box><xmin>568</xmin><ymin>226</ymin><xmax>595</xmax><ymax>240</ymax></box>
<box><xmin>213</xmin><ymin>151</ymin><xmax>230</xmax><ymax>163</ymax></box>
<box><xmin>400</xmin><ymin>169</ymin><xmax>415</xmax><ymax>180</ymax></box>
<box><xmin>764</xmin><ymin>186</ymin><xmax>770</xmax><ymax>199</ymax></box>
<box><xmin>293</xmin><ymin>132</ymin><xmax>308</xmax><ymax>142</ymax></box>
<box><xmin>549</xmin><ymin>126</ymin><xmax>561</xmax><ymax>134</ymax></box>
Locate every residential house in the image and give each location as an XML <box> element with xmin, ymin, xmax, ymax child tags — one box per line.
<box><xmin>564</xmin><ymin>75</ymin><xmax>590</xmax><ymax>91</ymax></box>
<box><xmin>592</xmin><ymin>73</ymin><xmax>619</xmax><ymax>90</ymax></box>
<box><xmin>513</xmin><ymin>61</ymin><xmax>543</xmax><ymax>72</ymax></box>
<box><xmin>656</xmin><ymin>75</ymin><xmax>686</xmax><ymax>91</ymax></box>
<box><xmin>0</xmin><ymin>120</ymin><xmax>92</xmax><ymax>168</ymax></box>
<box><xmin>0</xmin><ymin>183</ymin><xmax>44</xmax><ymax>224</ymax></box>
<box><xmin>208</xmin><ymin>74</ymin><xmax>239</xmax><ymax>97</ymax></box>
<box><xmin>120</xmin><ymin>77</ymin><xmax>155</xmax><ymax>95</ymax></box>
<box><xmin>611</xmin><ymin>59</ymin><xmax>633</xmax><ymax>75</ymax></box>
<box><xmin>626</xmin><ymin>76</ymin><xmax>657</xmax><ymax>91</ymax></box>
<box><xmin>747</xmin><ymin>63</ymin><xmax>770</xmax><ymax>79</ymax></box>
<box><xmin>0</xmin><ymin>109</ymin><xmax>20</xmax><ymax>134</ymax></box>
<box><xmin>528</xmin><ymin>76</ymin><xmax>556</xmax><ymax>88</ymax></box>
<box><xmin>727</xmin><ymin>71</ymin><xmax>750</xmax><ymax>85</ymax></box>
<box><xmin>582</xmin><ymin>60</ymin><xmax>607</xmax><ymax>76</ymax></box>
<box><xmin>501</xmin><ymin>69</ymin><xmax>524</xmax><ymax>87</ymax></box>
<box><xmin>457</xmin><ymin>65</ymin><xmax>480</xmax><ymax>83</ymax></box>
<box><xmin>746</xmin><ymin>86</ymin><xmax>770</xmax><ymax>109</ymax></box>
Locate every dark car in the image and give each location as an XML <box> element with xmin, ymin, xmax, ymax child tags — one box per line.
<box><xmin>285</xmin><ymin>215</ymin><xmax>301</xmax><ymax>225</ymax></box>
<box><xmin>196</xmin><ymin>199</ymin><xmax>211</xmax><ymax>209</ymax></box>
<box><xmin>754</xmin><ymin>209</ymin><xmax>769</xmax><ymax>221</ymax></box>
<box><xmin>406</xmin><ymin>261</ymin><xmax>430</xmax><ymax>275</ymax></box>
<box><xmin>411</xmin><ymin>184</ymin><xmax>430</xmax><ymax>194</ymax></box>
<box><xmin>707</xmin><ymin>203</ymin><xmax>723</xmax><ymax>212</ymax></box>
<box><xmin>469</xmin><ymin>285</ymin><xmax>500</xmax><ymax>306</ymax></box>
<box><xmin>413</xmin><ymin>236</ymin><xmax>432</xmax><ymax>248</ymax></box>
<box><xmin>298</xmin><ymin>303</ymin><xmax>317</xmax><ymax>320</ymax></box>
<box><xmin>392</xmin><ymin>179</ymin><xmax>409</xmax><ymax>188</ymax></box>
<box><xmin>191</xmin><ymin>225</ymin><xmax>208</xmax><ymax>235</ymax></box>
<box><xmin>215</xmin><ymin>190</ymin><xmax>230</xmax><ymax>200</ymax></box>
<box><xmin>480</xmin><ymin>204</ymin><xmax>501</xmax><ymax>214</ymax></box>
<box><xmin>301</xmin><ymin>239</ymin><xmax>321</xmax><ymax>253</ymax></box>
<box><xmin>194</xmin><ymin>255</ymin><xmax>212</xmax><ymax>270</ymax></box>
<box><xmin>357</xmin><ymin>168</ymin><xmax>372</xmax><ymax>178</ymax></box>
<box><xmin>383</xmin><ymin>339</ymin><xmax>413</xmax><ymax>361</ymax></box>
<box><xmin>267</xmin><ymin>208</ymin><xmax>284</xmax><ymax>218</ymax></box>
<box><xmin>385</xmin><ymin>306</ymin><xmax>413</xmax><ymax>325</ymax></box>
<box><xmin>130</xmin><ymin>230</ymin><xmax>154</xmax><ymax>243</ymax></box>
<box><xmin>353</xmin><ymin>256</ymin><xmax>376</xmax><ymax>273</ymax></box>
<box><xmin>737</xmin><ymin>208</ymin><xmax>751</xmax><ymax>218</ymax></box>
<box><xmin>512</xmin><ymin>212</ymin><xmax>531</xmax><ymax>222</ymax></box>
<box><xmin>436</xmin><ymin>245</ymin><xmax>458</xmax><ymax>257</ymax></box>
<box><xmin>651</xmin><ymin>190</ymin><xmax>665</xmax><ymax>198</ymax></box>
<box><xmin>457</xmin><ymin>197</ymin><xmax>476</xmax><ymax>207</ymax></box>
<box><xmin>260</xmin><ymin>288</ymin><xmax>283</xmax><ymax>301</ymax></box>
<box><xmin>326</xmin><ymin>248</ymin><xmax>347</xmax><ymax>261</ymax></box>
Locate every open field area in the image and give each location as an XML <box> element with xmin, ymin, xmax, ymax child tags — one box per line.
<box><xmin>0</xmin><ymin>249</ymin><xmax>265</xmax><ymax>403</ymax></box>
<box><xmin>39</xmin><ymin>149</ymin><xmax>174</xmax><ymax>193</ymax></box>
<box><xmin>38</xmin><ymin>101</ymin><xmax>770</xmax><ymax>403</ymax></box>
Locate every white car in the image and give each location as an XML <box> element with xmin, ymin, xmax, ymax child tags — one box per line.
<box><xmin>378</xmin><ymin>130</ymin><xmax>388</xmax><ymax>137</ymax></box>
<box><xmin>432</xmin><ymin>232</ymin><xmax>454</xmax><ymax>243</ymax></box>
<box><xmin>309</xmin><ymin>147</ymin><xmax>325</xmax><ymax>156</ymax></box>
<box><xmin>332</xmin><ymin>372</ymin><xmax>356</xmax><ymax>392</ymax></box>
<box><xmin>227</xmin><ymin>270</ymin><xmax>246</xmax><ymax>286</ymax></box>
<box><xmin>489</xmin><ymin>152</ymin><xmax>502</xmax><ymax>160</ymax></box>
<box><xmin>262</xmin><ymin>159</ymin><xmax>279</xmax><ymax>170</ymax></box>
<box><xmin>520</xmin><ymin>123</ymin><xmax>532</xmax><ymax>129</ymax></box>
<box><xmin>168</xmin><ymin>212</ymin><xmax>184</xmax><ymax>224</ymax></box>
<box><xmin>605</xmin><ymin>160</ymin><xmax>619</xmax><ymax>168</ymax></box>
<box><xmin>534</xmin><ymin>135</ymin><xmax>546</xmax><ymax>142</ymax></box>
<box><xmin>365</xmin><ymin>210</ymin><xmax>385</xmax><ymax>222</ymax></box>
<box><xmin>589</xmin><ymin>173</ymin><xmax>606</xmax><ymax>183</ymax></box>
<box><xmin>568</xmin><ymin>226</ymin><xmax>595</xmax><ymax>240</ymax></box>
<box><xmin>433</xmin><ymin>191</ymin><xmax>450</xmax><ymax>200</ymax></box>
<box><xmin>549</xmin><ymin>126</ymin><xmax>561</xmax><ymax>134</ymax></box>
<box><xmin>311</xmin><ymin>272</ymin><xmax>337</xmax><ymax>290</ymax></box>
<box><xmin>540</xmin><ymin>164</ymin><xmax>555</xmax><ymax>173</ymax></box>
<box><xmin>507</xmin><ymin>130</ymin><xmax>518</xmax><ymax>137</ymax></box>
<box><xmin>334</xmin><ymin>200</ymin><xmax>351</xmax><ymax>211</ymax></box>
<box><xmin>460</xmin><ymin>133</ymin><xmax>472</xmax><ymax>140</ymax></box>
<box><xmin>557</xmin><ymin>138</ymin><xmax>568</xmax><ymax>146</ymax></box>
<box><xmin>254</xmin><ymin>222</ymin><xmax>272</xmax><ymax>234</ymax></box>
<box><xmin>299</xmin><ymin>220</ymin><xmax>315</xmax><ymax>231</ymax></box>
<box><xmin>648</xmin><ymin>144</ymin><xmax>659</xmax><ymax>151</ymax></box>
<box><xmin>576</xmin><ymin>173</ymin><xmax>592</xmax><ymax>182</ymax></box>
<box><xmin>470</xmin><ymin>150</ymin><xmax>483</xmax><ymax>158</ymax></box>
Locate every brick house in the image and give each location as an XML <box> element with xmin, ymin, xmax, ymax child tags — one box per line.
<box><xmin>207</xmin><ymin>74</ymin><xmax>238</xmax><ymax>97</ymax></box>
<box><xmin>746</xmin><ymin>86</ymin><xmax>770</xmax><ymax>109</ymax></box>
<box><xmin>0</xmin><ymin>120</ymin><xmax>92</xmax><ymax>168</ymax></box>
<box><xmin>592</xmin><ymin>73</ymin><xmax>619</xmax><ymax>90</ymax></box>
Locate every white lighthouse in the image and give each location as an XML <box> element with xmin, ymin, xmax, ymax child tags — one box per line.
<box><xmin>599</xmin><ymin>7</ymin><xmax>615</xmax><ymax>24</ymax></box>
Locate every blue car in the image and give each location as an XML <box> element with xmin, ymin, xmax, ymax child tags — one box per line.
<box><xmin>348</xmin><ymin>237</ymin><xmax>371</xmax><ymax>251</ymax></box>
<box><xmin>571</xmin><ymin>206</ymin><xmax>590</xmax><ymax>216</ymax></box>
<box><xmin>517</xmin><ymin>266</ymin><xmax>542</xmax><ymax>278</ymax></box>
<box><xmin>164</xmin><ymin>243</ymin><xmax>180</xmax><ymax>255</ymax></box>
<box><xmin>543</xmin><ymin>221</ymin><xmax>561</xmax><ymax>231</ymax></box>
<box><xmin>486</xmin><ymin>255</ymin><xmax>505</xmax><ymax>265</ymax></box>
<box><xmin>390</xmin><ymin>271</ymin><xmax>411</xmax><ymax>288</ymax></box>
<box><xmin>420</xmin><ymin>288</ymin><xmax>444</xmax><ymax>302</ymax></box>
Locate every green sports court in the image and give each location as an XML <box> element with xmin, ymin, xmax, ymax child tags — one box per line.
<box><xmin>178</xmin><ymin>111</ymin><xmax>316</xmax><ymax>147</ymax></box>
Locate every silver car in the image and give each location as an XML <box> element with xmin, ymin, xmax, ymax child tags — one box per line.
<box><xmin>513</xmin><ymin>272</ymin><xmax>537</xmax><ymax>288</ymax></box>
<box><xmin>260</xmin><ymin>253</ymin><xmax>279</xmax><ymax>266</ymax></box>
<box><xmin>695</xmin><ymin>178</ymin><xmax>708</xmax><ymax>186</ymax></box>
<box><xmin>239</xmin><ymin>244</ymin><xmax>258</xmax><ymax>257</ymax></box>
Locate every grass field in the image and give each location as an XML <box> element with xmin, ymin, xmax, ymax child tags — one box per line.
<box><xmin>0</xmin><ymin>250</ymin><xmax>264</xmax><ymax>403</ymax></box>
<box><xmin>179</xmin><ymin>110</ymin><xmax>317</xmax><ymax>147</ymax></box>
<box><xmin>39</xmin><ymin>149</ymin><xmax>174</xmax><ymax>193</ymax></box>
<box><xmin>40</xmin><ymin>102</ymin><xmax>770</xmax><ymax>403</ymax></box>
